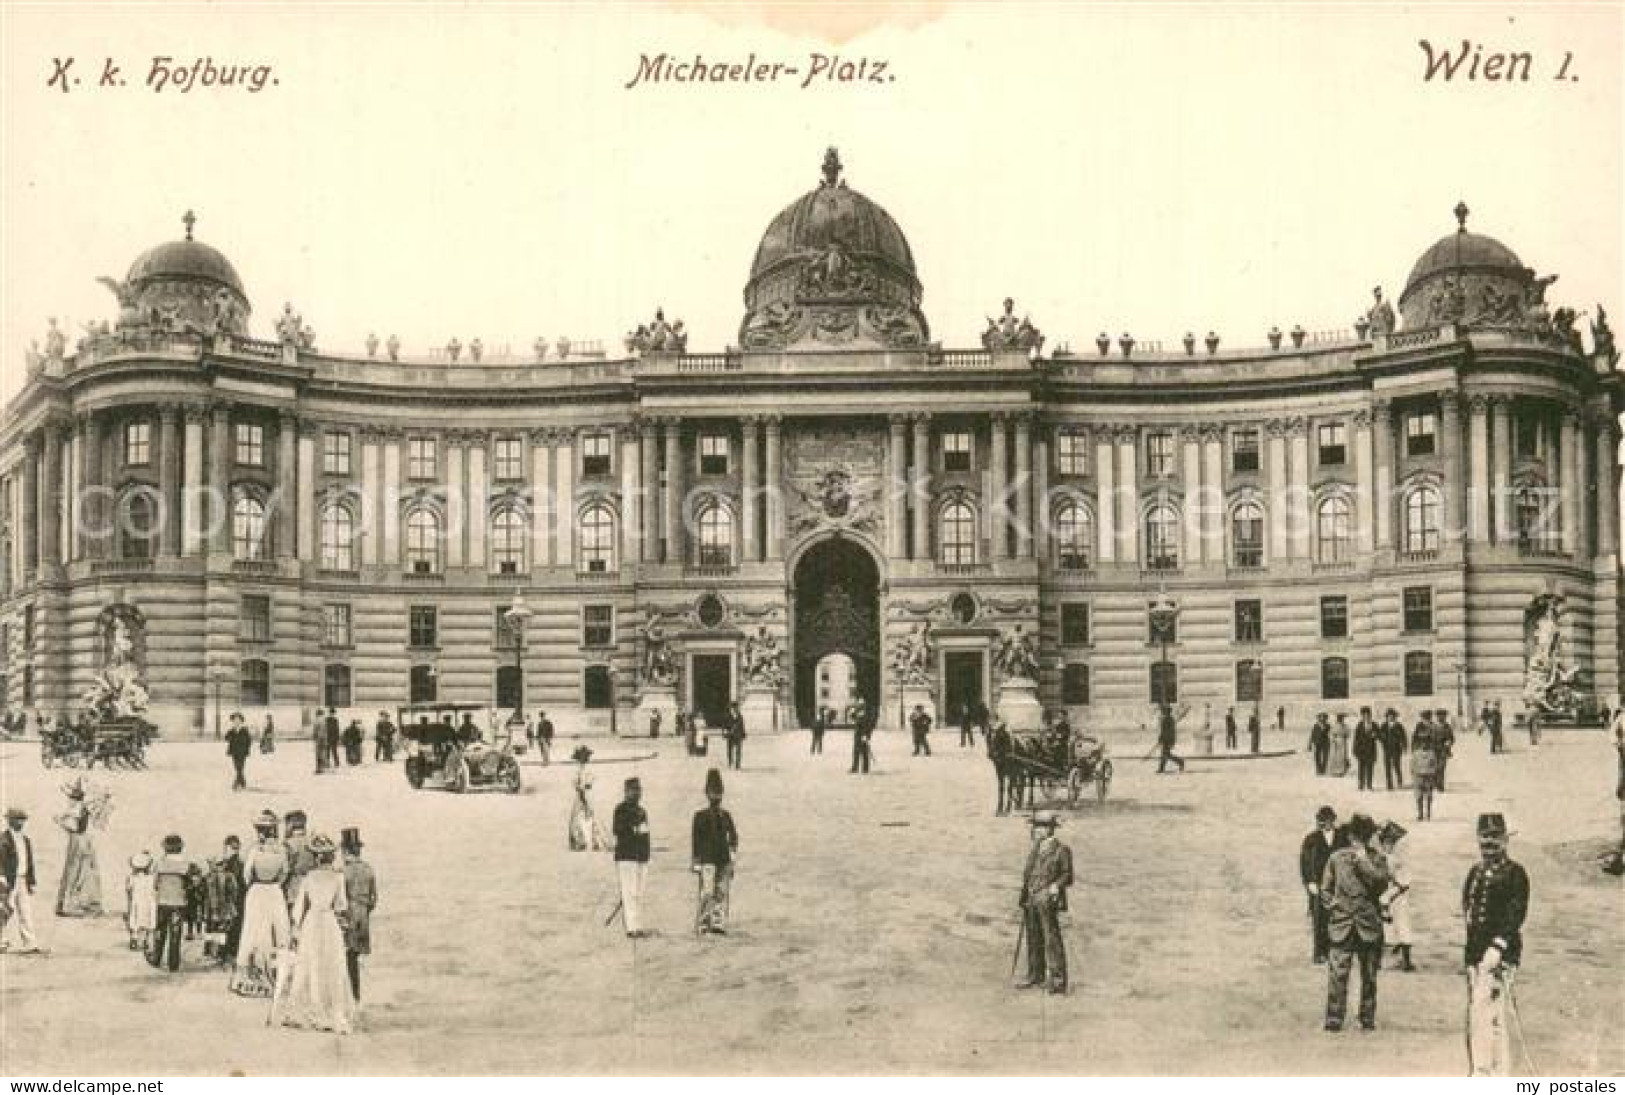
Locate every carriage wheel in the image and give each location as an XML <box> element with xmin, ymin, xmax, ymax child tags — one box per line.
<box><xmin>451</xmin><ymin>760</ymin><xmax>471</xmax><ymax>794</ymax></box>
<box><xmin>1097</xmin><ymin>759</ymin><xmax>1113</xmax><ymax>802</ymax></box>
<box><xmin>405</xmin><ymin>757</ymin><xmax>425</xmax><ymax>789</ymax></box>
<box><xmin>502</xmin><ymin>760</ymin><xmax>522</xmax><ymax>794</ymax></box>
<box><xmin>1067</xmin><ymin>766</ymin><xmax>1084</xmax><ymax>806</ymax></box>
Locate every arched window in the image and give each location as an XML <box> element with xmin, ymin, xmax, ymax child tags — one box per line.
<box><xmin>1053</xmin><ymin>500</ymin><xmax>1092</xmax><ymax>570</ymax></box>
<box><xmin>319</xmin><ymin>503</ymin><xmax>355</xmax><ymax>571</ymax></box>
<box><xmin>491</xmin><ymin>507</ymin><xmax>526</xmax><ymax>574</ymax></box>
<box><xmin>232</xmin><ymin>495</ymin><xmax>267</xmax><ymax>561</ymax></box>
<box><xmin>1403</xmin><ymin>485</ymin><xmax>1441</xmax><ymax>554</ymax></box>
<box><xmin>696</xmin><ymin>503</ymin><xmax>734</xmax><ymax>567</ymax></box>
<box><xmin>1231</xmin><ymin>499</ymin><xmax>1264</xmax><ymax>568</ymax></box>
<box><xmin>1315</xmin><ymin>495</ymin><xmax>1353</xmax><ymax>563</ymax></box>
<box><xmin>578</xmin><ymin>504</ymin><xmax>616</xmax><ymax>573</ymax></box>
<box><xmin>939</xmin><ymin>501</ymin><xmax>977</xmax><ymax>565</ymax></box>
<box><xmin>406</xmin><ymin>509</ymin><xmax>441</xmax><ymax>574</ymax></box>
<box><xmin>120</xmin><ymin>489</ymin><xmax>157</xmax><ymax>560</ymax></box>
<box><xmin>1145</xmin><ymin>503</ymin><xmax>1179</xmax><ymax>570</ymax></box>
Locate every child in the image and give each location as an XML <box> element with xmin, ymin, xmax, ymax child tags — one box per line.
<box><xmin>201</xmin><ymin>856</ymin><xmax>241</xmax><ymax>964</ymax></box>
<box><xmin>149</xmin><ymin>835</ymin><xmax>192</xmax><ymax>973</ymax></box>
<box><xmin>1412</xmin><ymin>733</ymin><xmax>1438</xmax><ymax>822</ymax></box>
<box><xmin>124</xmin><ymin>852</ymin><xmax>157</xmax><ymax>952</ymax></box>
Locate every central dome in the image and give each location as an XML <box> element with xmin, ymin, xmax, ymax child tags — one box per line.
<box><xmin>127</xmin><ymin>239</ymin><xmax>247</xmax><ymax>297</ymax></box>
<box><xmin>1396</xmin><ymin>203</ymin><xmax>1534</xmax><ymax>331</ymax></box>
<box><xmin>109</xmin><ymin>211</ymin><xmax>252</xmax><ymax>336</ymax></box>
<box><xmin>739</xmin><ymin>150</ymin><xmax>929</xmax><ymax>351</ymax></box>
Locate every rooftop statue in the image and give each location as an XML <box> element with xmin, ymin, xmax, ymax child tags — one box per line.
<box><xmin>1364</xmin><ymin>287</ymin><xmax>1396</xmax><ymax>337</ymax></box>
<box><xmin>386</xmin><ymin>334</ymin><xmax>401</xmax><ymax>362</ymax></box>
<box><xmin>1592</xmin><ymin>305</ymin><xmax>1618</xmax><ymax>365</ymax></box>
<box><xmin>533</xmin><ymin>336</ymin><xmax>550</xmax><ymax>362</ymax></box>
<box><xmin>626</xmin><ymin>308</ymin><xmax>689</xmax><ymax>354</ymax></box>
<box><xmin>981</xmin><ymin>298</ymin><xmax>1044</xmax><ymax>353</ymax></box>
<box><xmin>275</xmin><ymin>302</ymin><xmax>304</xmax><ymax>345</ymax></box>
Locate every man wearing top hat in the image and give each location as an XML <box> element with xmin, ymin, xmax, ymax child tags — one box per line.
<box><xmin>340</xmin><ymin>828</ymin><xmax>377</xmax><ymax>1001</ymax></box>
<box><xmin>1379</xmin><ymin>708</ymin><xmax>1408</xmax><ymax>790</ymax></box>
<box><xmin>225</xmin><ymin>713</ymin><xmax>253</xmax><ymax>791</ymax></box>
<box><xmin>1</xmin><ymin>806</ymin><xmax>40</xmax><ymax>953</ymax></box>
<box><xmin>1320</xmin><ymin>813</ymin><xmax>1390</xmax><ymax>1031</ymax></box>
<box><xmin>613</xmin><ymin>777</ymin><xmax>652</xmax><ymax>938</ymax></box>
<box><xmin>1462</xmin><ymin>812</ymin><xmax>1530</xmax><ymax>1076</ymax></box>
<box><xmin>1016</xmin><ymin>811</ymin><xmax>1073</xmax><ymax>995</ymax></box>
<box><xmin>691</xmin><ymin>769</ymin><xmax>739</xmax><ymax>935</ymax></box>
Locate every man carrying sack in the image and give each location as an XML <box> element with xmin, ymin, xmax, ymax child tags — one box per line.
<box><xmin>691</xmin><ymin>768</ymin><xmax>739</xmax><ymax>935</ymax></box>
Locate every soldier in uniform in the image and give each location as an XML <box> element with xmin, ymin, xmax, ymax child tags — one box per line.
<box><xmin>612</xmin><ymin>777</ymin><xmax>652</xmax><ymax>938</ymax></box>
<box><xmin>1320</xmin><ymin>814</ymin><xmax>1390</xmax><ymax>1032</ymax></box>
<box><xmin>690</xmin><ymin>769</ymin><xmax>739</xmax><ymax>935</ymax></box>
<box><xmin>1298</xmin><ymin>806</ymin><xmax>1344</xmax><ymax>964</ymax></box>
<box><xmin>1015</xmin><ymin>812</ymin><xmax>1073</xmax><ymax>995</ymax></box>
<box><xmin>1463</xmin><ymin>813</ymin><xmax>1530</xmax><ymax>1076</ymax></box>
<box><xmin>340</xmin><ymin>828</ymin><xmax>377</xmax><ymax>1001</ymax></box>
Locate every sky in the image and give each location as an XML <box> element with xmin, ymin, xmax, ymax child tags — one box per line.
<box><xmin>1</xmin><ymin>2</ymin><xmax>1620</xmax><ymax>402</ymax></box>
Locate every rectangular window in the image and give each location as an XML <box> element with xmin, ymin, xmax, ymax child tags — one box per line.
<box><xmin>1235</xmin><ymin>659</ymin><xmax>1263</xmax><ymax>703</ymax></box>
<box><xmin>493</xmin><ymin>436</ymin><xmax>524</xmax><ymax>481</ymax></box>
<box><xmin>235</xmin><ymin>423</ymin><xmax>265</xmax><ymax>467</ymax></box>
<box><xmin>1062</xmin><ymin>664</ymin><xmax>1091</xmax><ymax>706</ymax></box>
<box><xmin>323</xmin><ymin>664</ymin><xmax>352</xmax><ymax>708</ymax></box>
<box><xmin>408</xmin><ymin>437</ymin><xmax>437</xmax><ymax>480</ymax></box>
<box><xmin>125</xmin><ymin>422</ymin><xmax>151</xmax><ymax>467</ymax></box>
<box><xmin>698</xmin><ymin>433</ymin><xmax>729</xmax><ymax>476</ymax></box>
<box><xmin>1148</xmin><ymin>608</ymin><xmax>1178</xmax><ymax>646</ymax></box>
<box><xmin>322</xmin><ymin>603</ymin><xmax>352</xmax><ymax>648</ymax></box>
<box><xmin>408</xmin><ymin>606</ymin><xmax>437</xmax><ymax>649</ymax></box>
<box><xmin>1515</xmin><ymin>414</ymin><xmax>1539</xmax><ymax>459</ymax></box>
<box><xmin>240</xmin><ymin>595</ymin><xmax>272</xmax><ymax>643</ymax></box>
<box><xmin>1319</xmin><ymin>595</ymin><xmax>1349</xmax><ymax>639</ymax></box>
<box><xmin>23</xmin><ymin>606</ymin><xmax>35</xmax><ymax>650</ymax></box>
<box><xmin>1234</xmin><ymin>599</ymin><xmax>1263</xmax><ymax>643</ymax></box>
<box><xmin>1145</xmin><ymin>431</ymin><xmax>1175</xmax><ymax>479</ymax></box>
<box><xmin>494</xmin><ymin>607</ymin><xmax>521</xmax><ymax>650</ymax></box>
<box><xmin>1321</xmin><ymin>657</ymin><xmax>1350</xmax><ymax>700</ymax></box>
<box><xmin>322</xmin><ymin>431</ymin><xmax>352</xmax><ymax>476</ymax></box>
<box><xmin>409</xmin><ymin>664</ymin><xmax>438</xmax><ymax>704</ymax></box>
<box><xmin>583</xmin><ymin>605</ymin><xmax>614</xmax><ymax>648</ymax></box>
<box><xmin>584</xmin><ymin>664</ymin><xmax>614</xmax><ymax>709</ymax></box>
<box><xmin>1317</xmin><ymin>421</ymin><xmax>1347</xmax><ymax>466</ymax></box>
<box><xmin>1060</xmin><ymin>603</ymin><xmax>1090</xmax><ymax>647</ymax></box>
<box><xmin>942</xmin><ymin>430</ymin><xmax>973</xmax><ymax>472</ymax></box>
<box><xmin>1404</xmin><ymin>651</ymin><xmax>1434</xmax><ymax>696</ymax></box>
<box><xmin>1149</xmin><ymin>662</ymin><xmax>1178</xmax><ymax>706</ymax></box>
<box><xmin>1402</xmin><ymin>586</ymin><xmax>1433</xmax><ymax>633</ymax></box>
<box><xmin>22</xmin><ymin>665</ymin><xmax>35</xmax><ymax>706</ymax></box>
<box><xmin>1231</xmin><ymin>428</ymin><xmax>1260</xmax><ymax>473</ymax></box>
<box><xmin>1055</xmin><ymin>432</ymin><xmax>1088</xmax><ymax>476</ymax></box>
<box><xmin>1405</xmin><ymin>411</ymin><xmax>1437</xmax><ymax>457</ymax></box>
<box><xmin>240</xmin><ymin>659</ymin><xmax>270</xmax><ymax>706</ymax></box>
<box><xmin>581</xmin><ymin>433</ymin><xmax>612</xmax><ymax>477</ymax></box>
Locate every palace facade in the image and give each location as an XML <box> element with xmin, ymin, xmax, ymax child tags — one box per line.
<box><xmin>1</xmin><ymin>153</ymin><xmax>1620</xmax><ymax>735</ymax></box>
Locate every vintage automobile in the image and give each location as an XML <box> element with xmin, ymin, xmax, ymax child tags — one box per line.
<box><xmin>398</xmin><ymin>703</ymin><xmax>522</xmax><ymax>793</ymax></box>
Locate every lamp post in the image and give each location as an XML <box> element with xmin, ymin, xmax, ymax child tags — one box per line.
<box><xmin>208</xmin><ymin>661</ymin><xmax>226</xmax><ymax>741</ymax></box>
<box><xmin>1453</xmin><ymin>654</ymin><xmax>1465</xmax><ymax>721</ymax></box>
<box><xmin>504</xmin><ymin>590</ymin><xmax>534</xmax><ymax>727</ymax></box>
<box><xmin>1149</xmin><ymin>590</ymin><xmax>1180</xmax><ymax>723</ymax></box>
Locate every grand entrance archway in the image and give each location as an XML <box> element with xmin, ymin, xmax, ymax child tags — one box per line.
<box><xmin>792</xmin><ymin>537</ymin><xmax>881</xmax><ymax>728</ymax></box>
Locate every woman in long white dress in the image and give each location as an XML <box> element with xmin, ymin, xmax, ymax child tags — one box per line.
<box><xmin>229</xmin><ymin>812</ymin><xmax>291</xmax><ymax>997</ymax></box>
<box><xmin>274</xmin><ymin>834</ymin><xmax>357</xmax><ymax>1034</ymax></box>
<box><xmin>568</xmin><ymin>746</ymin><xmax>605</xmax><ymax>851</ymax></box>
<box><xmin>1378</xmin><ymin>820</ymin><xmax>1416</xmax><ymax>971</ymax></box>
<box><xmin>54</xmin><ymin>779</ymin><xmax>105</xmax><ymax>917</ymax></box>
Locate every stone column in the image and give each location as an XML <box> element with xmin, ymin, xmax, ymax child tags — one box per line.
<box><xmin>1372</xmin><ymin>402</ymin><xmax>1392</xmax><ymax>551</ymax></box>
<box><xmin>1441</xmin><ymin>391</ymin><xmax>1465</xmax><ymax>544</ymax></box>
<box><xmin>1560</xmin><ymin>408</ymin><xmax>1580</xmax><ymax>555</ymax></box>
<box><xmin>1595</xmin><ymin>410</ymin><xmax>1619</xmax><ymax>558</ymax></box>
<box><xmin>75</xmin><ymin>412</ymin><xmax>101</xmax><ymax>560</ymax></box>
<box><xmin>1287</xmin><ymin>418</ymin><xmax>1310</xmax><ymax>559</ymax></box>
<box><xmin>1095</xmin><ymin>426</ymin><xmax>1116</xmax><ymax>563</ymax></box>
<box><xmin>1491</xmin><ymin>396</ymin><xmax>1513</xmax><ymax>543</ymax></box>
<box><xmin>741</xmin><ymin>416</ymin><xmax>760</xmax><ymax>563</ymax></box>
<box><xmin>158</xmin><ymin>405</ymin><xmax>180</xmax><ymax>556</ymax></box>
<box><xmin>1181</xmin><ymin>424</ymin><xmax>1202</xmax><ymax>566</ymax></box>
<box><xmin>910</xmin><ymin>414</ymin><xmax>930</xmax><ymax>560</ymax></box>
<box><xmin>639</xmin><ymin>420</ymin><xmax>659</xmax><ymax>563</ymax></box>
<box><xmin>1466</xmin><ymin>396</ymin><xmax>1490</xmax><ymax>543</ymax></box>
<box><xmin>662</xmin><ymin>420</ymin><xmax>682</xmax><ymax>564</ymax></box>
<box><xmin>182</xmin><ymin>406</ymin><xmax>206</xmax><ymax>556</ymax></box>
<box><xmin>1031</xmin><ymin>420</ymin><xmax>1050</xmax><ymax>562</ymax></box>
<box><xmin>38</xmin><ymin>422</ymin><xmax>63</xmax><ymax>569</ymax></box>
<box><xmin>990</xmin><ymin>412</ymin><xmax>1010</xmax><ymax>559</ymax></box>
<box><xmin>1013</xmin><ymin>413</ymin><xmax>1033</xmax><ymax>559</ymax></box>
<box><xmin>1266</xmin><ymin>419</ymin><xmax>1288</xmax><ymax>562</ymax></box>
<box><xmin>276</xmin><ymin>410</ymin><xmax>298</xmax><ymax>558</ymax></box>
<box><xmin>446</xmin><ymin>435</ymin><xmax>466</xmax><ymax>569</ymax></box>
<box><xmin>1200</xmin><ymin>425</ymin><xmax>1223</xmax><ymax>564</ymax></box>
<box><xmin>1116</xmin><ymin>425</ymin><xmax>1138</xmax><ymax>563</ymax></box>
<box><xmin>381</xmin><ymin>430</ymin><xmax>401</xmax><ymax>565</ymax></box>
<box><xmin>466</xmin><ymin>436</ymin><xmax>488</xmax><ymax>570</ymax></box>
<box><xmin>1353</xmin><ymin>409</ymin><xmax>1374</xmax><ymax>554</ymax></box>
<box><xmin>531</xmin><ymin>428</ymin><xmax>553</xmax><ymax>568</ymax></box>
<box><xmin>21</xmin><ymin>435</ymin><xmax>40</xmax><ymax>575</ymax></box>
<box><xmin>764</xmin><ymin>415</ymin><xmax>783</xmax><ymax>561</ymax></box>
<box><xmin>620</xmin><ymin>427</ymin><xmax>640</xmax><ymax>565</ymax></box>
<box><xmin>296</xmin><ymin>423</ymin><xmax>316</xmax><ymax>561</ymax></box>
<box><xmin>208</xmin><ymin>403</ymin><xmax>231</xmax><ymax>556</ymax></box>
<box><xmin>360</xmin><ymin>431</ymin><xmax>381</xmax><ymax>566</ymax></box>
<box><xmin>887</xmin><ymin>414</ymin><xmax>908</xmax><ymax>560</ymax></box>
<box><xmin>555</xmin><ymin>429</ymin><xmax>576</xmax><ymax>568</ymax></box>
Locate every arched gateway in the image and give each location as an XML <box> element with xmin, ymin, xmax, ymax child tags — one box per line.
<box><xmin>791</xmin><ymin>537</ymin><xmax>881</xmax><ymax>729</ymax></box>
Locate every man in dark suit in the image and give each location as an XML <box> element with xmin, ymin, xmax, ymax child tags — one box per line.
<box><xmin>1379</xmin><ymin>708</ymin><xmax>1408</xmax><ymax>789</ymax></box>
<box><xmin>1248</xmin><ymin>706</ymin><xmax>1262</xmax><ymax>753</ymax></box>
<box><xmin>1352</xmin><ymin>707</ymin><xmax>1379</xmax><ymax>791</ymax></box>
<box><xmin>909</xmin><ymin>704</ymin><xmax>933</xmax><ymax>757</ymax></box>
<box><xmin>810</xmin><ymin>707</ymin><xmax>828</xmax><ymax>755</ymax></box>
<box><xmin>1299</xmin><ymin>806</ymin><xmax>1343</xmax><ymax>964</ymax></box>
<box><xmin>1</xmin><ymin>807</ymin><xmax>40</xmax><ymax>953</ymax></box>
<box><xmin>690</xmin><ymin>768</ymin><xmax>739</xmax><ymax>935</ymax></box>
<box><xmin>1463</xmin><ymin>812</ymin><xmax>1531</xmax><ymax>1075</ymax></box>
<box><xmin>849</xmin><ymin>697</ymin><xmax>873</xmax><ymax>774</ymax></box>
<box><xmin>225</xmin><ymin>713</ymin><xmax>254</xmax><ymax>791</ymax></box>
<box><xmin>724</xmin><ymin>701</ymin><xmax>746</xmax><ymax>770</ymax></box>
<box><xmin>1307</xmin><ymin>712</ymin><xmax>1332</xmax><ymax>775</ymax></box>
<box><xmin>1320</xmin><ymin>814</ymin><xmax>1390</xmax><ymax>1031</ymax></box>
<box><xmin>1224</xmin><ymin>706</ymin><xmax>1238</xmax><ymax>751</ymax></box>
<box><xmin>321</xmin><ymin>708</ymin><xmax>342</xmax><ymax>772</ymax></box>
<box><xmin>1016</xmin><ymin>812</ymin><xmax>1073</xmax><ymax>995</ymax></box>
<box><xmin>1433</xmin><ymin>709</ymin><xmax>1456</xmax><ymax>791</ymax></box>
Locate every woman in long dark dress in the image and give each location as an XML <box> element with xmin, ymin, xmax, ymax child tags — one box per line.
<box><xmin>55</xmin><ymin>779</ymin><xmax>104</xmax><ymax>917</ymax></box>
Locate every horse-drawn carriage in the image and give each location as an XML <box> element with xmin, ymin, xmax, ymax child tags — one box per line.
<box><xmin>40</xmin><ymin>716</ymin><xmax>154</xmax><ymax>769</ymax></box>
<box><xmin>399</xmin><ymin>702</ymin><xmax>522</xmax><ymax>794</ymax></box>
<box><xmin>1005</xmin><ymin>727</ymin><xmax>1112</xmax><ymax>806</ymax></box>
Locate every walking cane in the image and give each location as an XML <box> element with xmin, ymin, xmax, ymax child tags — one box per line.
<box><xmin>693</xmin><ymin>868</ymin><xmax>704</xmax><ymax>937</ymax></box>
<box><xmin>1009</xmin><ymin>912</ymin><xmax>1027</xmax><ymax>985</ymax></box>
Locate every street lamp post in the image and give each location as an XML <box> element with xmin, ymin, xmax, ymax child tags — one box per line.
<box><xmin>209</xmin><ymin>661</ymin><xmax>226</xmax><ymax>741</ymax></box>
<box><xmin>1453</xmin><ymin>654</ymin><xmax>1465</xmax><ymax>721</ymax></box>
<box><xmin>1149</xmin><ymin>591</ymin><xmax>1180</xmax><ymax>726</ymax></box>
<box><xmin>504</xmin><ymin>590</ymin><xmax>535</xmax><ymax>728</ymax></box>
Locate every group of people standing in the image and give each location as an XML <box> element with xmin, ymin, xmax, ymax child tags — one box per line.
<box><xmin>1306</xmin><ymin>707</ymin><xmax>1461</xmax><ymax>822</ymax></box>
